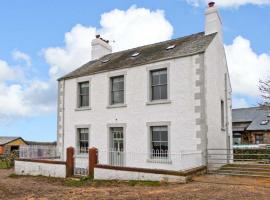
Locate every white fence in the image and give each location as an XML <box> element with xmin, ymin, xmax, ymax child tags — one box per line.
<box><xmin>19</xmin><ymin>145</ymin><xmax>59</xmax><ymax>159</ymax></box>
<box><xmin>98</xmin><ymin>150</ymin><xmax>203</xmax><ymax>171</ymax></box>
<box><xmin>74</xmin><ymin>149</ymin><xmax>89</xmax><ymax>176</ymax></box>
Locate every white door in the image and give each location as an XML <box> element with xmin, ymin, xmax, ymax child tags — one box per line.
<box><xmin>109</xmin><ymin>127</ymin><xmax>124</xmax><ymax>166</ymax></box>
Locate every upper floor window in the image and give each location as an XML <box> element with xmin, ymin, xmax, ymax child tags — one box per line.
<box><xmin>78</xmin><ymin>82</ymin><xmax>89</xmax><ymax>108</ymax></box>
<box><xmin>77</xmin><ymin>128</ymin><xmax>89</xmax><ymax>154</ymax></box>
<box><xmin>110</xmin><ymin>75</ymin><xmax>124</xmax><ymax>105</ymax></box>
<box><xmin>151</xmin><ymin>69</ymin><xmax>167</xmax><ymax>101</ymax></box>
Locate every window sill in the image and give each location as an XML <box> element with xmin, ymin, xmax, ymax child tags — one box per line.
<box><xmin>75</xmin><ymin>107</ymin><xmax>91</xmax><ymax>111</ymax></box>
<box><xmin>146</xmin><ymin>100</ymin><xmax>171</xmax><ymax>106</ymax></box>
<box><xmin>147</xmin><ymin>158</ymin><xmax>172</xmax><ymax>164</ymax></box>
<box><xmin>107</xmin><ymin>104</ymin><xmax>127</xmax><ymax>109</ymax></box>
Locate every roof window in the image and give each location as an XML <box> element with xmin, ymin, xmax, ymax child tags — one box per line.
<box><xmin>260</xmin><ymin>120</ymin><xmax>269</xmax><ymax>125</ymax></box>
<box><xmin>101</xmin><ymin>58</ymin><xmax>110</xmax><ymax>63</ymax></box>
<box><xmin>131</xmin><ymin>52</ymin><xmax>140</xmax><ymax>57</ymax></box>
<box><xmin>166</xmin><ymin>44</ymin><xmax>176</xmax><ymax>50</ymax></box>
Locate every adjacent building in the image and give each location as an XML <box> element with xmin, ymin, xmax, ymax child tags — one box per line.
<box><xmin>232</xmin><ymin>107</ymin><xmax>270</xmax><ymax>145</ymax></box>
<box><xmin>0</xmin><ymin>137</ymin><xmax>27</xmax><ymax>155</ymax></box>
<box><xmin>57</xmin><ymin>3</ymin><xmax>232</xmax><ymax>171</ymax></box>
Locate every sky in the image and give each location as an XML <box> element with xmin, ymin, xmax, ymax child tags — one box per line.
<box><xmin>0</xmin><ymin>0</ymin><xmax>270</xmax><ymax>141</ymax></box>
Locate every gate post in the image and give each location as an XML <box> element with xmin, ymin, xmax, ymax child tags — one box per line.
<box><xmin>88</xmin><ymin>147</ymin><xmax>98</xmax><ymax>177</ymax></box>
<box><xmin>66</xmin><ymin>147</ymin><xmax>75</xmax><ymax>177</ymax></box>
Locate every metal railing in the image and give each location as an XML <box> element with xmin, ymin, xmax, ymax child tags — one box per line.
<box><xmin>97</xmin><ymin>149</ymin><xmax>203</xmax><ymax>171</ymax></box>
<box><xmin>73</xmin><ymin>149</ymin><xmax>89</xmax><ymax>176</ymax></box>
<box><xmin>19</xmin><ymin>145</ymin><xmax>59</xmax><ymax>159</ymax></box>
<box><xmin>207</xmin><ymin>148</ymin><xmax>270</xmax><ymax>172</ymax></box>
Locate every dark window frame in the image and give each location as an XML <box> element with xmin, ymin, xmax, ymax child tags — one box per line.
<box><xmin>255</xmin><ymin>134</ymin><xmax>264</xmax><ymax>144</ymax></box>
<box><xmin>78</xmin><ymin>81</ymin><xmax>89</xmax><ymax>108</ymax></box>
<box><xmin>110</xmin><ymin>75</ymin><xmax>125</xmax><ymax>105</ymax></box>
<box><xmin>150</xmin><ymin>126</ymin><xmax>168</xmax><ymax>158</ymax></box>
<box><xmin>77</xmin><ymin>128</ymin><xmax>89</xmax><ymax>154</ymax></box>
<box><xmin>221</xmin><ymin>100</ymin><xmax>225</xmax><ymax>129</ymax></box>
<box><xmin>150</xmin><ymin>68</ymin><xmax>168</xmax><ymax>101</ymax></box>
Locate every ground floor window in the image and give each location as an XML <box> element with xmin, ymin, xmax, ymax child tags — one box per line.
<box><xmin>77</xmin><ymin>128</ymin><xmax>89</xmax><ymax>154</ymax></box>
<box><xmin>150</xmin><ymin>126</ymin><xmax>168</xmax><ymax>158</ymax></box>
<box><xmin>233</xmin><ymin>133</ymin><xmax>242</xmax><ymax>145</ymax></box>
<box><xmin>255</xmin><ymin>134</ymin><xmax>264</xmax><ymax>144</ymax></box>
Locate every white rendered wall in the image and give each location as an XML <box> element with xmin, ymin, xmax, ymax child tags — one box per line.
<box><xmin>61</xmin><ymin>56</ymin><xmax>204</xmax><ymax>171</ymax></box>
<box><xmin>204</xmin><ymin>35</ymin><xmax>233</xmax><ymax>151</ymax></box>
<box><xmin>94</xmin><ymin>168</ymin><xmax>187</xmax><ymax>183</ymax></box>
<box><xmin>15</xmin><ymin>160</ymin><xmax>66</xmax><ymax>178</ymax></box>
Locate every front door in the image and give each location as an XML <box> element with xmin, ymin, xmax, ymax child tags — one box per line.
<box><xmin>109</xmin><ymin>127</ymin><xmax>124</xmax><ymax>166</ymax></box>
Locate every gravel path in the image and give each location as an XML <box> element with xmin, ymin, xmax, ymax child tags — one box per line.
<box><xmin>1</xmin><ymin>169</ymin><xmax>270</xmax><ymax>200</ymax></box>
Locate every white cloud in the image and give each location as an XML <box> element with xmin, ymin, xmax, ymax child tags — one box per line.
<box><xmin>225</xmin><ymin>36</ymin><xmax>270</xmax><ymax>97</ymax></box>
<box><xmin>12</xmin><ymin>50</ymin><xmax>32</xmax><ymax>66</ymax></box>
<box><xmin>44</xmin><ymin>6</ymin><xmax>173</xmax><ymax>78</ymax></box>
<box><xmin>0</xmin><ymin>6</ymin><xmax>173</xmax><ymax>119</ymax></box>
<box><xmin>0</xmin><ymin>60</ymin><xmax>22</xmax><ymax>82</ymax></box>
<box><xmin>186</xmin><ymin>0</ymin><xmax>270</xmax><ymax>8</ymax></box>
<box><xmin>232</xmin><ymin>97</ymin><xmax>250</xmax><ymax>108</ymax></box>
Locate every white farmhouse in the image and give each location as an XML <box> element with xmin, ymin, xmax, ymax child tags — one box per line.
<box><xmin>57</xmin><ymin>2</ymin><xmax>232</xmax><ymax>172</ymax></box>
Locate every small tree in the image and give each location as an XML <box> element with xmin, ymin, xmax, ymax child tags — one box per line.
<box><xmin>259</xmin><ymin>78</ymin><xmax>270</xmax><ymax>108</ymax></box>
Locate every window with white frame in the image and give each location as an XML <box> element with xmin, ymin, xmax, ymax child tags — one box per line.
<box><xmin>77</xmin><ymin>128</ymin><xmax>89</xmax><ymax>154</ymax></box>
<box><xmin>78</xmin><ymin>82</ymin><xmax>89</xmax><ymax>108</ymax></box>
<box><xmin>110</xmin><ymin>75</ymin><xmax>124</xmax><ymax>105</ymax></box>
<box><xmin>150</xmin><ymin>69</ymin><xmax>167</xmax><ymax>101</ymax></box>
<box><xmin>150</xmin><ymin>126</ymin><xmax>168</xmax><ymax>158</ymax></box>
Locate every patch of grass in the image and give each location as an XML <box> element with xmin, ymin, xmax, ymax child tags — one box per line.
<box><xmin>64</xmin><ymin>176</ymin><xmax>93</xmax><ymax>187</ymax></box>
<box><xmin>8</xmin><ymin>173</ymin><xmax>19</xmax><ymax>178</ymax></box>
<box><xmin>127</xmin><ymin>180</ymin><xmax>162</xmax><ymax>187</ymax></box>
<box><xmin>0</xmin><ymin>160</ymin><xmax>11</xmax><ymax>169</ymax></box>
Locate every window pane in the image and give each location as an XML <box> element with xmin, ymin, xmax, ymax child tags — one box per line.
<box><xmin>159</xmin><ymin>72</ymin><xmax>167</xmax><ymax>84</ymax></box>
<box><xmin>152</xmin><ymin>86</ymin><xmax>160</xmax><ymax>100</ymax></box>
<box><xmin>152</xmin><ymin>131</ymin><xmax>160</xmax><ymax>141</ymax></box>
<box><xmin>112</xmin><ymin>91</ymin><xmax>124</xmax><ymax>104</ymax></box>
<box><xmin>160</xmin><ymin>85</ymin><xmax>167</xmax><ymax>99</ymax></box>
<box><xmin>151</xmin><ymin>73</ymin><xmax>159</xmax><ymax>85</ymax></box>
<box><xmin>78</xmin><ymin>128</ymin><xmax>89</xmax><ymax>153</ymax></box>
<box><xmin>160</xmin><ymin>131</ymin><xmax>168</xmax><ymax>141</ymax></box>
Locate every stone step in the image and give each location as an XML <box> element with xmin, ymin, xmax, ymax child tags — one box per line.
<box><xmin>220</xmin><ymin>167</ymin><xmax>270</xmax><ymax>172</ymax></box>
<box><xmin>223</xmin><ymin>164</ymin><xmax>270</xmax><ymax>169</ymax></box>
<box><xmin>218</xmin><ymin>169</ymin><xmax>270</xmax><ymax>176</ymax></box>
<box><xmin>215</xmin><ymin>172</ymin><xmax>270</xmax><ymax>178</ymax></box>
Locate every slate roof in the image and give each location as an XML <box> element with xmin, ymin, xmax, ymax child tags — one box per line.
<box><xmin>59</xmin><ymin>32</ymin><xmax>217</xmax><ymax>80</ymax></box>
<box><xmin>26</xmin><ymin>141</ymin><xmax>57</xmax><ymax>146</ymax></box>
<box><xmin>232</xmin><ymin>107</ymin><xmax>270</xmax><ymax>131</ymax></box>
<box><xmin>0</xmin><ymin>137</ymin><xmax>24</xmax><ymax>146</ymax></box>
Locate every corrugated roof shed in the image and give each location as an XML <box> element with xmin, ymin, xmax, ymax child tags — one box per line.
<box><xmin>59</xmin><ymin>32</ymin><xmax>217</xmax><ymax>80</ymax></box>
<box><xmin>0</xmin><ymin>137</ymin><xmax>21</xmax><ymax>145</ymax></box>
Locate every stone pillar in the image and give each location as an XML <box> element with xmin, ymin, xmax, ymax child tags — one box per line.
<box><xmin>88</xmin><ymin>147</ymin><xmax>98</xmax><ymax>177</ymax></box>
<box><xmin>66</xmin><ymin>147</ymin><xmax>74</xmax><ymax>177</ymax></box>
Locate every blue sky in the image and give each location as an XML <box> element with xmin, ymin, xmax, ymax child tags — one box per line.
<box><xmin>0</xmin><ymin>0</ymin><xmax>270</xmax><ymax>141</ymax></box>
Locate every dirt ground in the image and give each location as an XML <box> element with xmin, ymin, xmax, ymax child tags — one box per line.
<box><xmin>1</xmin><ymin>169</ymin><xmax>270</xmax><ymax>200</ymax></box>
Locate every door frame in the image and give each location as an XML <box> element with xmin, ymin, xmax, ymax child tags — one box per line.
<box><xmin>107</xmin><ymin>123</ymin><xmax>127</xmax><ymax>165</ymax></box>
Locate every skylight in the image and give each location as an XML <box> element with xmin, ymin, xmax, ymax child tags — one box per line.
<box><xmin>260</xmin><ymin>120</ymin><xmax>269</xmax><ymax>125</ymax></box>
<box><xmin>101</xmin><ymin>58</ymin><xmax>110</xmax><ymax>63</ymax></box>
<box><xmin>131</xmin><ymin>52</ymin><xmax>140</xmax><ymax>57</ymax></box>
<box><xmin>166</xmin><ymin>44</ymin><xmax>176</xmax><ymax>50</ymax></box>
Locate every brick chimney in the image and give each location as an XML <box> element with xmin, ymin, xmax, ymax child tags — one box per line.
<box><xmin>205</xmin><ymin>2</ymin><xmax>223</xmax><ymax>41</ymax></box>
<box><xmin>91</xmin><ymin>35</ymin><xmax>112</xmax><ymax>60</ymax></box>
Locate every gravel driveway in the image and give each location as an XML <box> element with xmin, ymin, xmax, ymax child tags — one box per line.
<box><xmin>1</xmin><ymin>169</ymin><xmax>270</xmax><ymax>200</ymax></box>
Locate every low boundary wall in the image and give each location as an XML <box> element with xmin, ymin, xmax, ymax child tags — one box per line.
<box><xmin>15</xmin><ymin>147</ymin><xmax>75</xmax><ymax>178</ymax></box>
<box><xmin>94</xmin><ymin>164</ymin><xmax>206</xmax><ymax>183</ymax></box>
<box><xmin>15</xmin><ymin>159</ymin><xmax>66</xmax><ymax>178</ymax></box>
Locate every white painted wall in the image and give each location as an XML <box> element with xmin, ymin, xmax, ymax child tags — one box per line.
<box><xmin>15</xmin><ymin>160</ymin><xmax>66</xmax><ymax>178</ymax></box>
<box><xmin>60</xmin><ymin>55</ymin><xmax>204</xmax><ymax>171</ymax></box>
<box><xmin>94</xmin><ymin>168</ymin><xmax>187</xmax><ymax>183</ymax></box>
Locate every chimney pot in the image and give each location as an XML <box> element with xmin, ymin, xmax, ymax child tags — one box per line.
<box><xmin>96</xmin><ymin>34</ymin><xmax>100</xmax><ymax>39</ymax></box>
<box><xmin>208</xmin><ymin>1</ymin><xmax>215</xmax><ymax>7</ymax></box>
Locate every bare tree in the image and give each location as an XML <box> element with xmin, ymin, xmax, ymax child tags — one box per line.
<box><xmin>259</xmin><ymin>78</ymin><xmax>270</xmax><ymax>108</ymax></box>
